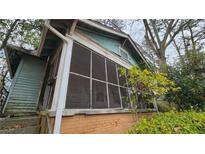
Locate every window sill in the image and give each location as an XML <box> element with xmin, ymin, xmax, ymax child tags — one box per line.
<box><xmin>49</xmin><ymin>108</ymin><xmax>156</xmax><ymax>117</ymax></box>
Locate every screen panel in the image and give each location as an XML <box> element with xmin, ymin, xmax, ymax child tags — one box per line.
<box><xmin>92</xmin><ymin>52</ymin><xmax>106</xmax><ymax>81</ymax></box>
<box><xmin>66</xmin><ymin>74</ymin><xmax>90</xmax><ymax>109</ymax></box>
<box><xmin>120</xmin><ymin>87</ymin><xmax>130</xmax><ymax>108</ymax></box>
<box><xmin>108</xmin><ymin>84</ymin><xmax>121</xmax><ymax>108</ymax></box>
<box><xmin>92</xmin><ymin>80</ymin><xmax>108</xmax><ymax>108</ymax></box>
<box><xmin>107</xmin><ymin>60</ymin><xmax>118</xmax><ymax>84</ymax></box>
<box><xmin>70</xmin><ymin>43</ymin><xmax>91</xmax><ymax>77</ymax></box>
<box><xmin>117</xmin><ymin>65</ymin><xmax>127</xmax><ymax>87</ymax></box>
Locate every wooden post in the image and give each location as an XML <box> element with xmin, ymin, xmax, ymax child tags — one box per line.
<box><xmin>51</xmin><ymin>38</ymin><xmax>73</xmax><ymax>134</ymax></box>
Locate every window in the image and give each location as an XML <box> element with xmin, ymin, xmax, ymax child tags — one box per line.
<box><xmin>108</xmin><ymin>84</ymin><xmax>121</xmax><ymax>108</ymax></box>
<box><xmin>107</xmin><ymin>60</ymin><xmax>118</xmax><ymax>84</ymax></box>
<box><xmin>120</xmin><ymin>48</ymin><xmax>128</xmax><ymax>61</ymax></box>
<box><xmin>70</xmin><ymin>43</ymin><xmax>91</xmax><ymax>77</ymax></box>
<box><xmin>92</xmin><ymin>52</ymin><xmax>106</xmax><ymax>81</ymax></box>
<box><xmin>66</xmin><ymin>74</ymin><xmax>90</xmax><ymax>109</ymax></box>
<box><xmin>117</xmin><ymin>65</ymin><xmax>127</xmax><ymax>87</ymax></box>
<box><xmin>65</xmin><ymin>42</ymin><xmax>131</xmax><ymax>110</ymax></box>
<box><xmin>120</xmin><ymin>87</ymin><xmax>130</xmax><ymax>108</ymax></box>
<box><xmin>92</xmin><ymin>80</ymin><xmax>108</xmax><ymax>108</ymax></box>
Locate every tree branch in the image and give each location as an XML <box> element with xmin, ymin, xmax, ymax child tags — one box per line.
<box><xmin>150</xmin><ymin>19</ymin><xmax>161</xmax><ymax>44</ymax></box>
<box><xmin>0</xmin><ymin>19</ymin><xmax>20</xmax><ymax>50</ymax></box>
<box><xmin>143</xmin><ymin>19</ymin><xmax>159</xmax><ymax>51</ymax></box>
<box><xmin>166</xmin><ymin>20</ymin><xmax>191</xmax><ymax>48</ymax></box>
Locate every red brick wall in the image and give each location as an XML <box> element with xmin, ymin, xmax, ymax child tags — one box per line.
<box><xmin>50</xmin><ymin>112</ymin><xmax>154</xmax><ymax>134</ymax></box>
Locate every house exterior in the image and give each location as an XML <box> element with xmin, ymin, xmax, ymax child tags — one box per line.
<box><xmin>2</xmin><ymin>19</ymin><xmax>156</xmax><ymax>134</ymax></box>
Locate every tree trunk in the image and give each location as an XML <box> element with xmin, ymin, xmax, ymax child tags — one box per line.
<box><xmin>158</xmin><ymin>57</ymin><xmax>167</xmax><ymax>73</ymax></box>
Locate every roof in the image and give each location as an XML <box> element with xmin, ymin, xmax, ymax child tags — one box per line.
<box><xmin>5</xmin><ymin>19</ymin><xmax>150</xmax><ymax>76</ymax></box>
<box><xmin>37</xmin><ymin>19</ymin><xmax>149</xmax><ymax>67</ymax></box>
<box><xmin>4</xmin><ymin>44</ymin><xmax>40</xmax><ymax>78</ymax></box>
<box><xmin>79</xmin><ymin>20</ymin><xmax>149</xmax><ymax>67</ymax></box>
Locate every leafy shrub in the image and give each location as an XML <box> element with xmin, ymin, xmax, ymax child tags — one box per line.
<box><xmin>119</xmin><ymin>66</ymin><xmax>179</xmax><ymax>110</ymax></box>
<box><xmin>166</xmin><ymin>51</ymin><xmax>205</xmax><ymax>111</ymax></box>
<box><xmin>128</xmin><ymin>111</ymin><xmax>205</xmax><ymax>134</ymax></box>
<box><xmin>157</xmin><ymin>100</ymin><xmax>178</xmax><ymax>112</ymax></box>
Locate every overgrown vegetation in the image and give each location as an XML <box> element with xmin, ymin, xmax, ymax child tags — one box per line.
<box><xmin>166</xmin><ymin>50</ymin><xmax>205</xmax><ymax>111</ymax></box>
<box><xmin>129</xmin><ymin>111</ymin><xmax>205</xmax><ymax>134</ymax></box>
<box><xmin>119</xmin><ymin>66</ymin><xmax>179</xmax><ymax>110</ymax></box>
<box><xmin>0</xmin><ymin>19</ymin><xmax>43</xmax><ymax>111</ymax></box>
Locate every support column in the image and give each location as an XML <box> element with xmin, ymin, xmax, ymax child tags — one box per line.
<box><xmin>51</xmin><ymin>38</ymin><xmax>73</xmax><ymax>134</ymax></box>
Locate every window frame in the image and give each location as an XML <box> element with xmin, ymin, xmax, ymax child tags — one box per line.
<box><xmin>63</xmin><ymin>41</ymin><xmax>156</xmax><ymax>115</ymax></box>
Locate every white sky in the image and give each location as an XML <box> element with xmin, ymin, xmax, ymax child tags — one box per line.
<box><xmin>122</xmin><ymin>20</ymin><xmax>179</xmax><ymax>65</ymax></box>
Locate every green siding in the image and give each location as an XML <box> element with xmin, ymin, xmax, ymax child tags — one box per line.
<box><xmin>78</xmin><ymin>28</ymin><xmax>139</xmax><ymax>65</ymax></box>
<box><xmin>4</xmin><ymin>55</ymin><xmax>46</xmax><ymax>114</ymax></box>
<box><xmin>79</xmin><ymin>29</ymin><xmax>121</xmax><ymax>55</ymax></box>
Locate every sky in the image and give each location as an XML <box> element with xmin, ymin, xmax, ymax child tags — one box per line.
<box><xmin>122</xmin><ymin>20</ymin><xmax>179</xmax><ymax>65</ymax></box>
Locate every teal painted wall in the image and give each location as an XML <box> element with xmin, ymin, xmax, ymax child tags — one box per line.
<box><xmin>4</xmin><ymin>55</ymin><xmax>46</xmax><ymax>114</ymax></box>
<box><xmin>78</xmin><ymin>28</ymin><xmax>139</xmax><ymax>65</ymax></box>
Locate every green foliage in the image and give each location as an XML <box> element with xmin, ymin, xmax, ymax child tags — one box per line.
<box><xmin>156</xmin><ymin>100</ymin><xmax>177</xmax><ymax>112</ymax></box>
<box><xmin>128</xmin><ymin>111</ymin><xmax>205</xmax><ymax>134</ymax></box>
<box><xmin>166</xmin><ymin>50</ymin><xmax>205</xmax><ymax>111</ymax></box>
<box><xmin>119</xmin><ymin>66</ymin><xmax>179</xmax><ymax>109</ymax></box>
<box><xmin>0</xmin><ymin>19</ymin><xmax>44</xmax><ymax>49</ymax></box>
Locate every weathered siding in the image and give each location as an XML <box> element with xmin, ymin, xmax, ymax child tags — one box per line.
<box><xmin>4</xmin><ymin>55</ymin><xmax>46</xmax><ymax>114</ymax></box>
<box><xmin>49</xmin><ymin>112</ymin><xmax>154</xmax><ymax>134</ymax></box>
<box><xmin>78</xmin><ymin>28</ymin><xmax>138</xmax><ymax>65</ymax></box>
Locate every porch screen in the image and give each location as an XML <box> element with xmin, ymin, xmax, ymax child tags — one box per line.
<box><xmin>65</xmin><ymin>42</ymin><xmax>130</xmax><ymax>109</ymax></box>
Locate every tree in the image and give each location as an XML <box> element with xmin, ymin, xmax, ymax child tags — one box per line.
<box><xmin>95</xmin><ymin>19</ymin><xmax>126</xmax><ymax>31</ymax></box>
<box><xmin>0</xmin><ymin>19</ymin><xmax>44</xmax><ymax>50</ymax></box>
<box><xmin>169</xmin><ymin>20</ymin><xmax>205</xmax><ymax>59</ymax></box>
<box><xmin>166</xmin><ymin>50</ymin><xmax>205</xmax><ymax>111</ymax></box>
<box><xmin>142</xmin><ymin>19</ymin><xmax>189</xmax><ymax>72</ymax></box>
<box><xmin>0</xmin><ymin>19</ymin><xmax>44</xmax><ymax>110</ymax></box>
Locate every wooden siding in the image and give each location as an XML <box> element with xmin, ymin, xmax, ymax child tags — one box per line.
<box><xmin>4</xmin><ymin>55</ymin><xmax>46</xmax><ymax>114</ymax></box>
<box><xmin>78</xmin><ymin>28</ymin><xmax>138</xmax><ymax>65</ymax></box>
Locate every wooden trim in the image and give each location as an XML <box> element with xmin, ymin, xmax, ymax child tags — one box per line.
<box><xmin>37</xmin><ymin>20</ymin><xmax>49</xmax><ymax>56</ymax></box>
<box><xmin>49</xmin><ymin>108</ymin><xmax>156</xmax><ymax>117</ymax></box>
<box><xmin>4</xmin><ymin>48</ymin><xmax>13</xmax><ymax>78</ymax></box>
<box><xmin>69</xmin><ymin>20</ymin><xmax>78</xmax><ymax>35</ymax></box>
<box><xmin>50</xmin><ymin>43</ymin><xmax>63</xmax><ymax>65</ymax></box>
<box><xmin>37</xmin><ymin>57</ymin><xmax>50</xmax><ymax>110</ymax></box>
<box><xmin>72</xmin><ymin>30</ymin><xmax>132</xmax><ymax>69</ymax></box>
<box><xmin>51</xmin><ymin>39</ymin><xmax>74</xmax><ymax>134</ymax></box>
<box><xmin>80</xmin><ymin>20</ymin><xmax>127</xmax><ymax>38</ymax></box>
<box><xmin>45</xmin><ymin>23</ymin><xmax>71</xmax><ymax>43</ymax></box>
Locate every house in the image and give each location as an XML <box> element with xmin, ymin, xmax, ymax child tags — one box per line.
<box><xmin>1</xmin><ymin>19</ymin><xmax>156</xmax><ymax>134</ymax></box>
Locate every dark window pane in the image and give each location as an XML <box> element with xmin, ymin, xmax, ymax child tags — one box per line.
<box><xmin>66</xmin><ymin>74</ymin><xmax>90</xmax><ymax>109</ymax></box>
<box><xmin>120</xmin><ymin>87</ymin><xmax>130</xmax><ymax>108</ymax></box>
<box><xmin>92</xmin><ymin>53</ymin><xmax>106</xmax><ymax>81</ymax></box>
<box><xmin>107</xmin><ymin>60</ymin><xmax>117</xmax><ymax>84</ymax></box>
<box><xmin>92</xmin><ymin>80</ymin><xmax>108</xmax><ymax>108</ymax></box>
<box><xmin>70</xmin><ymin>43</ymin><xmax>90</xmax><ymax>76</ymax></box>
<box><xmin>108</xmin><ymin>84</ymin><xmax>121</xmax><ymax>108</ymax></box>
<box><xmin>117</xmin><ymin>65</ymin><xmax>127</xmax><ymax>87</ymax></box>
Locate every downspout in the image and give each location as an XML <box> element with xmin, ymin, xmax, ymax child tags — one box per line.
<box><xmin>44</xmin><ymin>20</ymin><xmax>78</xmax><ymax>134</ymax></box>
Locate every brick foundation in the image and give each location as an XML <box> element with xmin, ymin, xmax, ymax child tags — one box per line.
<box><xmin>50</xmin><ymin>112</ymin><xmax>154</xmax><ymax>134</ymax></box>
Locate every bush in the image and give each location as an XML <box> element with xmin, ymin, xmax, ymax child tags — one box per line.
<box><xmin>166</xmin><ymin>51</ymin><xmax>205</xmax><ymax>111</ymax></box>
<box><xmin>128</xmin><ymin>111</ymin><xmax>205</xmax><ymax>134</ymax></box>
<box><xmin>156</xmin><ymin>100</ymin><xmax>177</xmax><ymax>112</ymax></box>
